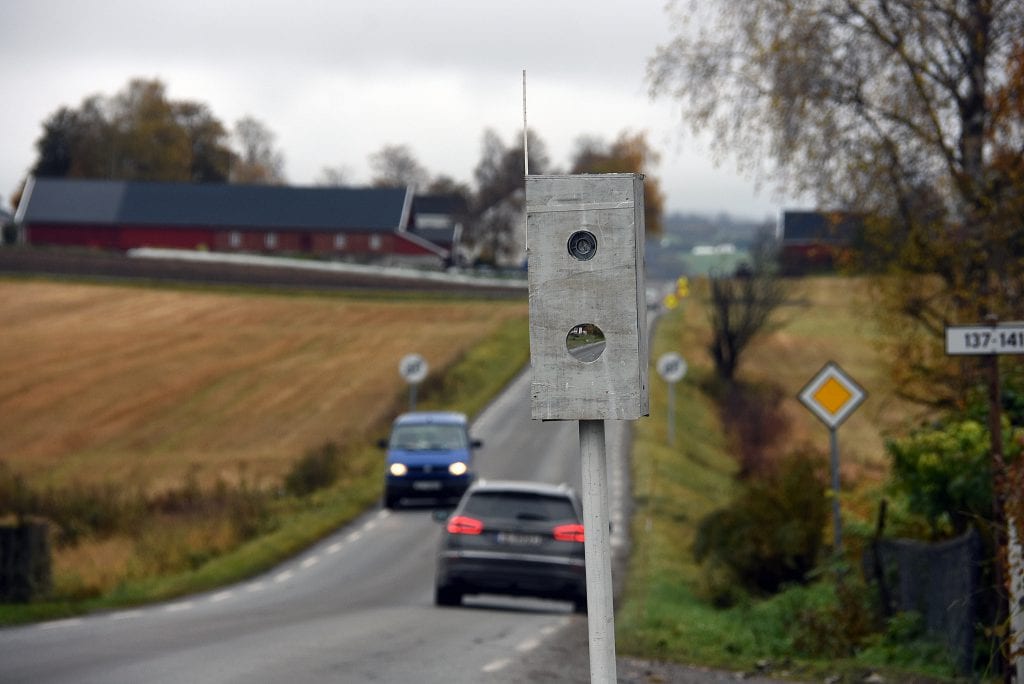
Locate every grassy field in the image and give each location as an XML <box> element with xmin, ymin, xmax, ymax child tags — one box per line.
<box><xmin>1</xmin><ymin>280</ymin><xmax>526</xmax><ymax>491</ymax></box>
<box><xmin>0</xmin><ymin>279</ymin><xmax>528</xmax><ymax>617</ymax></box>
<box><xmin>617</xmin><ymin>275</ymin><xmax>957</xmax><ymax>681</ymax></box>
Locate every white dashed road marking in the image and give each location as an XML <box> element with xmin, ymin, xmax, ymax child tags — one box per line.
<box><xmin>515</xmin><ymin>637</ymin><xmax>541</xmax><ymax>653</ymax></box>
<box><xmin>482</xmin><ymin>658</ymin><xmax>512</xmax><ymax>673</ymax></box>
<box><xmin>481</xmin><ymin>618</ymin><xmax>572</xmax><ymax>676</ymax></box>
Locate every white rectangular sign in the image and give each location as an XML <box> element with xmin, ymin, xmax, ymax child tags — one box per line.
<box><xmin>945</xmin><ymin>325</ymin><xmax>1024</xmax><ymax>355</ymax></box>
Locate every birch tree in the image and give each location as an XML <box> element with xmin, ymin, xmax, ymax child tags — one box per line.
<box><xmin>649</xmin><ymin>0</ymin><xmax>1024</xmax><ymax>407</ymax></box>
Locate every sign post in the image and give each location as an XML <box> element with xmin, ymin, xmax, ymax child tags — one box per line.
<box><xmin>798</xmin><ymin>361</ymin><xmax>866</xmax><ymax>552</ymax></box>
<box><xmin>946</xmin><ymin>322</ymin><xmax>1023</xmax><ymax>677</ymax></box>
<box><xmin>656</xmin><ymin>352</ymin><xmax>687</xmax><ymax>446</ymax></box>
<box><xmin>526</xmin><ymin>173</ymin><xmax>648</xmax><ymax>684</ymax></box>
<box><xmin>398</xmin><ymin>353</ymin><xmax>428</xmax><ymax>411</ymax></box>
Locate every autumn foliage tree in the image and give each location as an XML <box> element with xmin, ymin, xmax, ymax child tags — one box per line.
<box><xmin>229</xmin><ymin>115</ymin><xmax>286</xmax><ymax>185</ymax></box>
<box><xmin>468</xmin><ymin>128</ymin><xmax>550</xmax><ymax>266</ymax></box>
<box><xmin>30</xmin><ymin>78</ymin><xmax>237</xmax><ymax>185</ymax></box>
<box><xmin>650</xmin><ymin>4</ymin><xmax>1024</xmax><ymax>671</ymax></box>
<box><xmin>569</xmin><ymin>130</ymin><xmax>666</xmax><ymax>236</ymax></box>
<box><xmin>649</xmin><ymin>0</ymin><xmax>1024</xmax><ymax>409</ymax></box>
<box><xmin>368</xmin><ymin>143</ymin><xmax>430</xmax><ymax>189</ymax></box>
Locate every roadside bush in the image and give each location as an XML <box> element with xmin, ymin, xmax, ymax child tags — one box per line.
<box><xmin>790</xmin><ymin>569</ymin><xmax>876</xmax><ymax>658</ymax></box>
<box><xmin>216</xmin><ymin>476</ymin><xmax>275</xmax><ymax>540</ymax></box>
<box><xmin>856</xmin><ymin>611</ymin><xmax>954</xmax><ymax>675</ymax></box>
<box><xmin>284</xmin><ymin>441</ymin><xmax>346</xmax><ymax>496</ymax></box>
<box><xmin>694</xmin><ymin>450</ymin><xmax>829</xmax><ymax>601</ymax></box>
<box><xmin>0</xmin><ymin>462</ymin><xmax>32</xmax><ymax>522</ymax></box>
<box><xmin>886</xmin><ymin>418</ymin><xmax>1023</xmax><ymax>537</ymax></box>
<box><xmin>702</xmin><ymin>380</ymin><xmax>791</xmax><ymax>478</ymax></box>
<box><xmin>748</xmin><ymin>574</ymin><xmax>876</xmax><ymax>659</ymax></box>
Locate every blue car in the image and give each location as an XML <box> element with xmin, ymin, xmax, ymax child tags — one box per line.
<box><xmin>379</xmin><ymin>411</ymin><xmax>481</xmax><ymax>509</ymax></box>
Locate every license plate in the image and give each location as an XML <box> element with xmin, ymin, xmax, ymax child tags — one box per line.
<box><xmin>412</xmin><ymin>480</ymin><xmax>441</xmax><ymax>491</ymax></box>
<box><xmin>496</xmin><ymin>532</ymin><xmax>543</xmax><ymax>546</ymax></box>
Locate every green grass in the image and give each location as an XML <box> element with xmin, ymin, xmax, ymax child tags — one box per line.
<box><xmin>618</xmin><ymin>306</ymin><xmax>746</xmax><ymax>665</ymax></box>
<box><xmin>616</xmin><ymin>286</ymin><xmax>965</xmax><ymax>682</ymax></box>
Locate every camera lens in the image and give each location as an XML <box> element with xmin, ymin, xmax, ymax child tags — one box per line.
<box><xmin>567</xmin><ymin>230</ymin><xmax>597</xmax><ymax>261</ymax></box>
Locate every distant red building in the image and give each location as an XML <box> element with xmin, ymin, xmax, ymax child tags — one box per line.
<box><xmin>779</xmin><ymin>210</ymin><xmax>863</xmax><ymax>275</ymax></box>
<box><xmin>14</xmin><ymin>178</ymin><xmax>457</xmax><ymax>266</ymax></box>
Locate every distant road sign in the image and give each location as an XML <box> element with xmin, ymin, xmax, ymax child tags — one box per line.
<box><xmin>656</xmin><ymin>352</ymin><xmax>687</xmax><ymax>383</ymax></box>
<box><xmin>798</xmin><ymin>361</ymin><xmax>866</xmax><ymax>429</ymax></box>
<box><xmin>946</xmin><ymin>324</ymin><xmax>1024</xmax><ymax>355</ymax></box>
<box><xmin>399</xmin><ymin>353</ymin><xmax>428</xmax><ymax>384</ymax></box>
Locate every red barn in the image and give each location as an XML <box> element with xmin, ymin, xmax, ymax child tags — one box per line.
<box><xmin>779</xmin><ymin>210</ymin><xmax>863</xmax><ymax>275</ymax></box>
<box><xmin>14</xmin><ymin>177</ymin><xmax>453</xmax><ymax>266</ymax></box>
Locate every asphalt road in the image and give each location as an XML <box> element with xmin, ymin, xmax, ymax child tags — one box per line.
<box><xmin>0</xmin><ymin>371</ymin><xmax>633</xmax><ymax>684</ymax></box>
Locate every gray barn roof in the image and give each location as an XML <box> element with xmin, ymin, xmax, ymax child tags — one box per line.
<box><xmin>17</xmin><ymin>178</ymin><xmax>412</xmax><ymax>233</ymax></box>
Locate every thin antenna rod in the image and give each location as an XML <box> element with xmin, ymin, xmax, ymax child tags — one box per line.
<box><xmin>523</xmin><ymin>69</ymin><xmax>529</xmax><ymax>250</ymax></box>
<box><xmin>522</xmin><ymin>69</ymin><xmax>529</xmax><ymax>176</ymax></box>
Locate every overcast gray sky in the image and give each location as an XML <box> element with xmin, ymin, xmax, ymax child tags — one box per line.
<box><xmin>1</xmin><ymin>0</ymin><xmax>798</xmax><ymax>218</ymax></box>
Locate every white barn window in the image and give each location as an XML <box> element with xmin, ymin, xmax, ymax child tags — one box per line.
<box><xmin>265</xmin><ymin>232</ymin><xmax>278</xmax><ymax>249</ymax></box>
<box><xmin>334</xmin><ymin>234</ymin><xmax>347</xmax><ymax>250</ymax></box>
<box><xmin>229</xmin><ymin>231</ymin><xmax>242</xmax><ymax>248</ymax></box>
<box><xmin>369</xmin><ymin>235</ymin><xmax>382</xmax><ymax>251</ymax></box>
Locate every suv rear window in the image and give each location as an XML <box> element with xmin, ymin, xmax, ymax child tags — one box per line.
<box><xmin>461</xmin><ymin>492</ymin><xmax>577</xmax><ymax>522</ymax></box>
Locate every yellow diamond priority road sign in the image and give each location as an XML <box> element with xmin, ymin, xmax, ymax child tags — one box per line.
<box><xmin>798</xmin><ymin>361</ymin><xmax>866</xmax><ymax>429</ymax></box>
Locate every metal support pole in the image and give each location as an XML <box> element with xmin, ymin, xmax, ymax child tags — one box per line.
<box><xmin>667</xmin><ymin>383</ymin><xmax>676</xmax><ymax>447</ymax></box>
<box><xmin>579</xmin><ymin>419</ymin><xmax>616</xmax><ymax>684</ymax></box>
<box><xmin>829</xmin><ymin>428</ymin><xmax>842</xmax><ymax>553</ymax></box>
<box><xmin>985</xmin><ymin>352</ymin><xmax>1014</xmax><ymax>682</ymax></box>
<box><xmin>409</xmin><ymin>383</ymin><xmax>418</xmax><ymax>412</ymax></box>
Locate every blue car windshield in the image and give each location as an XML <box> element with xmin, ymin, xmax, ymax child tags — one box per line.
<box><xmin>390</xmin><ymin>424</ymin><xmax>468</xmax><ymax>451</ymax></box>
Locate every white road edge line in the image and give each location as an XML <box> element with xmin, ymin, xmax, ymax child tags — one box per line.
<box><xmin>110</xmin><ymin>610</ymin><xmax>144</xmax><ymax>621</ymax></box>
<box><xmin>165</xmin><ymin>601</ymin><xmax>194</xmax><ymax>613</ymax></box>
<box><xmin>301</xmin><ymin>556</ymin><xmax>319</xmax><ymax>569</ymax></box>
<box><xmin>211</xmin><ymin>591</ymin><xmax>233</xmax><ymax>603</ymax></box>
<box><xmin>38</xmin><ymin>618</ymin><xmax>83</xmax><ymax>630</ymax></box>
<box><xmin>327</xmin><ymin>542</ymin><xmax>343</xmax><ymax>554</ymax></box>
<box><xmin>274</xmin><ymin>570</ymin><xmax>294</xmax><ymax>584</ymax></box>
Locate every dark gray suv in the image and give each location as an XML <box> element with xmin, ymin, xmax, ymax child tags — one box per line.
<box><xmin>434</xmin><ymin>480</ymin><xmax>587</xmax><ymax>612</ymax></box>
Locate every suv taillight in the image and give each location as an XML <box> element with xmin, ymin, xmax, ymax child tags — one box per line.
<box><xmin>447</xmin><ymin>515</ymin><xmax>484</xmax><ymax>535</ymax></box>
<box><xmin>553</xmin><ymin>523</ymin><xmax>585</xmax><ymax>543</ymax></box>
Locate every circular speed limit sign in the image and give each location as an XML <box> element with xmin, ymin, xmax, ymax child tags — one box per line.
<box><xmin>656</xmin><ymin>352</ymin><xmax>687</xmax><ymax>384</ymax></box>
<box><xmin>399</xmin><ymin>353</ymin><xmax>428</xmax><ymax>384</ymax></box>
